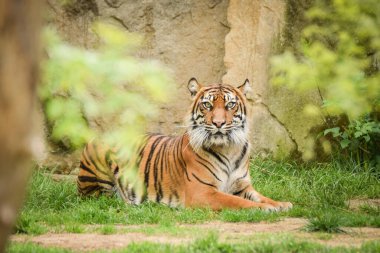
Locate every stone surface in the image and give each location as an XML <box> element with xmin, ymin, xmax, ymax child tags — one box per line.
<box><xmin>223</xmin><ymin>0</ymin><xmax>299</xmax><ymax>157</ymax></box>
<box><xmin>47</xmin><ymin>0</ymin><xmax>229</xmax><ymax>135</ymax></box>
<box><xmin>106</xmin><ymin>0</ymin><xmax>229</xmax><ymax>134</ymax></box>
<box><xmin>223</xmin><ymin>0</ymin><xmax>324</xmax><ymax>158</ymax></box>
<box><xmin>42</xmin><ymin>0</ymin><xmax>325</xmax><ymax>169</ymax></box>
<box><xmin>250</xmin><ymin>104</ymin><xmax>296</xmax><ymax>158</ymax></box>
<box><xmin>266</xmin><ymin>85</ymin><xmax>323</xmax><ymax>160</ymax></box>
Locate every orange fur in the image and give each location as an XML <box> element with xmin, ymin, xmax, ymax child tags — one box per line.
<box><xmin>77</xmin><ymin>79</ymin><xmax>293</xmax><ymax>211</ymax></box>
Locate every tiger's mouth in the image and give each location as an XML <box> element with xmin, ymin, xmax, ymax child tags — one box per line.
<box><xmin>187</xmin><ymin>123</ymin><xmax>248</xmax><ymax>151</ymax></box>
<box><xmin>205</xmin><ymin>132</ymin><xmax>229</xmax><ymax>147</ymax></box>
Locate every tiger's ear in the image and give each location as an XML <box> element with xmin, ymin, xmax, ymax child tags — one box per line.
<box><xmin>237</xmin><ymin>79</ymin><xmax>252</xmax><ymax>96</ymax></box>
<box><xmin>188</xmin><ymin>77</ymin><xmax>201</xmax><ymax>97</ymax></box>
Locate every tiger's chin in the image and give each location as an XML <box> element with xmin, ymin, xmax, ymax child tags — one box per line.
<box><xmin>189</xmin><ymin>129</ymin><xmax>248</xmax><ymax>152</ymax></box>
<box><xmin>203</xmin><ymin>134</ymin><xmax>230</xmax><ymax>148</ymax></box>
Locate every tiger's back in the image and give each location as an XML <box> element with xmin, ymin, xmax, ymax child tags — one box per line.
<box><xmin>77</xmin><ymin>133</ymin><xmax>190</xmax><ymax>207</ymax></box>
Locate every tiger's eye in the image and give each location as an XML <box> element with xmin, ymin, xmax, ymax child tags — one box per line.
<box><xmin>226</xmin><ymin>102</ymin><xmax>236</xmax><ymax>109</ymax></box>
<box><xmin>203</xmin><ymin>102</ymin><xmax>212</xmax><ymax>109</ymax></box>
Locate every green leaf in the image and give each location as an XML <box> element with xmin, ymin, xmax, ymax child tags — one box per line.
<box><xmin>39</xmin><ymin>24</ymin><xmax>174</xmax><ymax>152</ymax></box>
<box><xmin>324</xmin><ymin>127</ymin><xmax>341</xmax><ymax>137</ymax></box>
<box><xmin>340</xmin><ymin>139</ymin><xmax>351</xmax><ymax>149</ymax></box>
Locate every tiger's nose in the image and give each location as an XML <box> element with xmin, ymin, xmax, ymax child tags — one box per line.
<box><xmin>212</xmin><ymin>119</ymin><xmax>226</xmax><ymax>128</ymax></box>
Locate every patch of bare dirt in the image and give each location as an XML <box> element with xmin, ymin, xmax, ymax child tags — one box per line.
<box><xmin>297</xmin><ymin>226</ymin><xmax>380</xmax><ymax>248</ymax></box>
<box><xmin>182</xmin><ymin>218</ymin><xmax>380</xmax><ymax>248</ymax></box>
<box><xmin>182</xmin><ymin>218</ymin><xmax>307</xmax><ymax>234</ymax></box>
<box><xmin>11</xmin><ymin>233</ymin><xmax>190</xmax><ymax>251</ymax></box>
<box><xmin>10</xmin><ymin>218</ymin><xmax>380</xmax><ymax>251</ymax></box>
<box><xmin>347</xmin><ymin>198</ymin><xmax>380</xmax><ymax>211</ymax></box>
<box><xmin>46</xmin><ymin>173</ymin><xmax>77</xmax><ymax>182</ymax></box>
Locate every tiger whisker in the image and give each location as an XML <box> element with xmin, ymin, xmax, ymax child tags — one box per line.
<box><xmin>175</xmin><ymin>125</ymin><xmax>195</xmax><ymax>128</ymax></box>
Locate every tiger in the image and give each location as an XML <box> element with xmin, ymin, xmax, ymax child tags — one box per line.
<box><xmin>77</xmin><ymin>78</ymin><xmax>293</xmax><ymax>211</ymax></box>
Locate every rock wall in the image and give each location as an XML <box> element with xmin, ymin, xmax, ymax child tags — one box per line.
<box><xmin>47</xmin><ymin>0</ymin><xmax>229</xmax><ymax>135</ymax></box>
<box><xmin>223</xmin><ymin>0</ymin><xmax>322</xmax><ymax>159</ymax></box>
<box><xmin>44</xmin><ymin>0</ymin><xmax>323</xmax><ymax>171</ymax></box>
<box><xmin>223</xmin><ymin>0</ymin><xmax>296</xmax><ymax>158</ymax></box>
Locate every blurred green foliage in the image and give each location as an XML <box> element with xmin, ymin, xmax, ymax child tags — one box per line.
<box><xmin>271</xmin><ymin>0</ymin><xmax>380</xmax><ymax>167</ymax></box>
<box><xmin>39</xmin><ymin>23</ymin><xmax>174</xmax><ymax>163</ymax></box>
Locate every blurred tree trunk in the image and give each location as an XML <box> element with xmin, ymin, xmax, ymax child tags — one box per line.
<box><xmin>0</xmin><ymin>0</ymin><xmax>41</xmax><ymax>251</ymax></box>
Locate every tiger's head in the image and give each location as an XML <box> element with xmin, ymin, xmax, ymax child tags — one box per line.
<box><xmin>186</xmin><ymin>78</ymin><xmax>251</xmax><ymax>151</ymax></box>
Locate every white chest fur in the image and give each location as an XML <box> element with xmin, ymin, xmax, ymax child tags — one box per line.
<box><xmin>198</xmin><ymin>143</ymin><xmax>250</xmax><ymax>194</ymax></box>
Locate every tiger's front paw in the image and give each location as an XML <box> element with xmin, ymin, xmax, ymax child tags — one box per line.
<box><xmin>258</xmin><ymin>203</ymin><xmax>280</xmax><ymax>212</ymax></box>
<box><xmin>275</xmin><ymin>201</ymin><xmax>293</xmax><ymax>211</ymax></box>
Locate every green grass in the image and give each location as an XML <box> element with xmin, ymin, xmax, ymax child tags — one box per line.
<box><xmin>13</xmin><ymin>158</ymin><xmax>380</xmax><ymax>236</ymax></box>
<box><xmin>8</xmin><ymin>243</ymin><xmax>71</xmax><ymax>253</ymax></box>
<box><xmin>116</xmin><ymin>234</ymin><xmax>380</xmax><ymax>253</ymax></box>
<box><xmin>64</xmin><ymin>223</ymin><xmax>85</xmax><ymax>233</ymax></box>
<box><xmin>99</xmin><ymin>225</ymin><xmax>117</xmax><ymax>235</ymax></box>
<box><xmin>304</xmin><ymin>212</ymin><xmax>345</xmax><ymax>233</ymax></box>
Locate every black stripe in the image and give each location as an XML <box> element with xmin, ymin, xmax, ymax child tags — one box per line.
<box><xmin>131</xmin><ymin>188</ymin><xmax>136</xmax><ymax>200</ymax></box>
<box><xmin>234</xmin><ymin>142</ymin><xmax>249</xmax><ymax>170</ymax></box>
<box><xmin>153</xmin><ymin>140</ymin><xmax>165</xmax><ymax>194</ymax></box>
<box><xmin>241</xmin><ymin>120</ymin><xmax>246</xmax><ymax>130</ymax></box>
<box><xmin>129</xmin><ymin>188</ymin><xmax>136</xmax><ymax>202</ymax></box>
<box><xmin>196</xmin><ymin>158</ymin><xmax>222</xmax><ymax>181</ymax></box>
<box><xmin>77</xmin><ymin>180</ymin><xmax>84</xmax><ymax>194</ymax></box>
<box><xmin>234</xmin><ymin>114</ymin><xmax>243</xmax><ymax>120</ymax></box>
<box><xmin>114</xmin><ymin>165</ymin><xmax>119</xmax><ymax>175</ymax></box>
<box><xmin>159</xmin><ymin>140</ymin><xmax>167</xmax><ymax>182</ymax></box>
<box><xmin>136</xmin><ymin>139</ymin><xmax>147</xmax><ymax>166</ymax></box>
<box><xmin>178</xmin><ymin>137</ymin><xmax>191</xmax><ymax>181</ymax></box>
<box><xmin>204</xmin><ymin>148</ymin><xmax>229</xmax><ymax>168</ymax></box>
<box><xmin>194</xmin><ymin>114</ymin><xmax>204</xmax><ymax>121</ymax></box>
<box><xmin>170</xmin><ymin>139</ymin><xmax>181</xmax><ymax>185</ymax></box>
<box><xmin>79</xmin><ymin>161</ymin><xmax>96</xmax><ymax>176</ymax></box>
<box><xmin>78</xmin><ymin>176</ymin><xmax>114</xmax><ymax>186</ymax></box>
<box><xmin>144</xmin><ymin>136</ymin><xmax>166</xmax><ymax>188</ymax></box>
<box><xmin>236</xmin><ymin>169</ymin><xmax>249</xmax><ymax>181</ymax></box>
<box><xmin>196</xmin><ymin>153</ymin><xmax>215</xmax><ymax>169</ymax></box>
<box><xmin>170</xmin><ymin>143</ymin><xmax>179</xmax><ymax>182</ymax></box>
<box><xmin>156</xmin><ymin>138</ymin><xmax>169</xmax><ymax>199</ymax></box>
<box><xmin>166</xmin><ymin>144</ymin><xmax>175</xmax><ymax>181</ymax></box>
<box><xmin>79</xmin><ymin>185</ymin><xmax>102</xmax><ymax>195</ymax></box>
<box><xmin>197</xmin><ymin>152</ymin><xmax>228</xmax><ymax>176</ymax></box>
<box><xmin>156</xmin><ymin>183</ymin><xmax>163</xmax><ymax>202</ymax></box>
<box><xmin>217</xmin><ymin>151</ymin><xmax>229</xmax><ymax>162</ymax></box>
<box><xmin>233</xmin><ymin>185</ymin><xmax>250</xmax><ymax>196</ymax></box>
<box><xmin>85</xmin><ymin>147</ymin><xmax>109</xmax><ymax>177</ymax></box>
<box><xmin>190</xmin><ymin>101</ymin><xmax>197</xmax><ymax>115</ymax></box>
<box><xmin>192</xmin><ymin>173</ymin><xmax>216</xmax><ymax>188</ymax></box>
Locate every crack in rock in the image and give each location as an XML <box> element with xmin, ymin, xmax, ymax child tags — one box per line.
<box><xmin>256</xmin><ymin>102</ymin><xmax>300</xmax><ymax>155</ymax></box>
<box><xmin>110</xmin><ymin>15</ymin><xmax>129</xmax><ymax>30</ymax></box>
<box><xmin>104</xmin><ymin>0</ymin><xmax>124</xmax><ymax>9</ymax></box>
